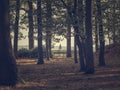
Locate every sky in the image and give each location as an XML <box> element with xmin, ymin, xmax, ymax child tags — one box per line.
<box><xmin>16</xmin><ymin>10</ymin><xmax>75</xmax><ymax>47</ymax></box>
<box><xmin>12</xmin><ymin>30</ymin><xmax>109</xmax><ymax>51</ymax></box>
<box><xmin>13</xmin><ymin>30</ymin><xmax>74</xmax><ymax>47</ymax></box>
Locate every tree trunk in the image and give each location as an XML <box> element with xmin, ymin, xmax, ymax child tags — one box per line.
<box><xmin>75</xmin><ymin>34</ymin><xmax>86</xmax><ymax>71</ymax></box>
<box><xmin>46</xmin><ymin>0</ymin><xmax>52</xmax><ymax>60</ymax></box>
<box><xmin>73</xmin><ymin>0</ymin><xmax>86</xmax><ymax>71</ymax></box>
<box><xmin>85</xmin><ymin>0</ymin><xmax>94</xmax><ymax>74</ymax></box>
<box><xmin>46</xmin><ymin>31</ymin><xmax>50</xmax><ymax>60</ymax></box>
<box><xmin>14</xmin><ymin>0</ymin><xmax>20</xmax><ymax>58</ymax></box>
<box><xmin>74</xmin><ymin>35</ymin><xmax>78</xmax><ymax>63</ymax></box>
<box><xmin>0</xmin><ymin>0</ymin><xmax>17</xmax><ymax>86</ymax></box>
<box><xmin>78</xmin><ymin>0</ymin><xmax>86</xmax><ymax>71</ymax></box>
<box><xmin>28</xmin><ymin>0</ymin><xmax>34</xmax><ymax>50</ymax></box>
<box><xmin>78</xmin><ymin>43</ymin><xmax>86</xmax><ymax>71</ymax></box>
<box><xmin>60</xmin><ymin>0</ymin><xmax>86</xmax><ymax>72</ymax></box>
<box><xmin>96</xmin><ymin>0</ymin><xmax>106</xmax><ymax>66</ymax></box>
<box><xmin>95</xmin><ymin>15</ymin><xmax>99</xmax><ymax>52</ymax></box>
<box><xmin>66</xmin><ymin>14</ymin><xmax>71</xmax><ymax>57</ymax></box>
<box><xmin>49</xmin><ymin>37</ymin><xmax>52</xmax><ymax>58</ymax></box>
<box><xmin>37</xmin><ymin>0</ymin><xmax>44</xmax><ymax>64</ymax></box>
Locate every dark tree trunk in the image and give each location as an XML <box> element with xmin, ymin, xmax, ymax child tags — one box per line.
<box><xmin>37</xmin><ymin>0</ymin><xmax>44</xmax><ymax>64</ymax></box>
<box><xmin>95</xmin><ymin>15</ymin><xmax>99</xmax><ymax>52</ymax></box>
<box><xmin>46</xmin><ymin>31</ymin><xmax>50</xmax><ymax>60</ymax></box>
<box><xmin>85</xmin><ymin>0</ymin><xmax>94</xmax><ymax>74</ymax></box>
<box><xmin>14</xmin><ymin>0</ymin><xmax>20</xmax><ymax>58</ymax></box>
<box><xmin>61</xmin><ymin>0</ymin><xmax>85</xmax><ymax>70</ymax></box>
<box><xmin>73</xmin><ymin>0</ymin><xmax>86</xmax><ymax>71</ymax></box>
<box><xmin>74</xmin><ymin>35</ymin><xmax>78</xmax><ymax>63</ymax></box>
<box><xmin>66</xmin><ymin>14</ymin><xmax>71</xmax><ymax>57</ymax></box>
<box><xmin>96</xmin><ymin>0</ymin><xmax>106</xmax><ymax>66</ymax></box>
<box><xmin>75</xmin><ymin>34</ymin><xmax>86</xmax><ymax>71</ymax></box>
<box><xmin>46</xmin><ymin>32</ymin><xmax>52</xmax><ymax>59</ymax></box>
<box><xmin>78</xmin><ymin>43</ymin><xmax>86</xmax><ymax>71</ymax></box>
<box><xmin>49</xmin><ymin>37</ymin><xmax>52</xmax><ymax>58</ymax></box>
<box><xmin>78</xmin><ymin>0</ymin><xmax>84</xmax><ymax>33</ymax></box>
<box><xmin>28</xmin><ymin>0</ymin><xmax>34</xmax><ymax>50</ymax></box>
<box><xmin>0</xmin><ymin>0</ymin><xmax>17</xmax><ymax>86</ymax></box>
<box><xmin>46</xmin><ymin>0</ymin><xmax>52</xmax><ymax>60</ymax></box>
<box><xmin>78</xmin><ymin>0</ymin><xmax>86</xmax><ymax>71</ymax></box>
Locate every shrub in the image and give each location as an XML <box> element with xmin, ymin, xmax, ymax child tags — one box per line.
<box><xmin>29</xmin><ymin>47</ymin><xmax>38</xmax><ymax>58</ymax></box>
<box><xmin>18</xmin><ymin>48</ymin><xmax>30</xmax><ymax>58</ymax></box>
<box><xmin>18</xmin><ymin>47</ymin><xmax>46</xmax><ymax>58</ymax></box>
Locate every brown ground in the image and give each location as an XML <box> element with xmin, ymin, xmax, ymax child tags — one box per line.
<box><xmin>0</xmin><ymin>44</ymin><xmax>120</xmax><ymax>90</ymax></box>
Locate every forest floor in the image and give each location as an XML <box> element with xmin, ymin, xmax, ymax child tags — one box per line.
<box><xmin>0</xmin><ymin>44</ymin><xmax>120</xmax><ymax>90</ymax></box>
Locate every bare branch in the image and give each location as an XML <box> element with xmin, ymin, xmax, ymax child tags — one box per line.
<box><xmin>60</xmin><ymin>0</ymin><xmax>69</xmax><ymax>10</ymax></box>
<box><xmin>20</xmin><ymin>8</ymin><xmax>28</xmax><ymax>13</ymax></box>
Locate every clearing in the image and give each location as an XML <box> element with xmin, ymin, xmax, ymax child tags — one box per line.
<box><xmin>0</xmin><ymin>43</ymin><xmax>120</xmax><ymax>90</ymax></box>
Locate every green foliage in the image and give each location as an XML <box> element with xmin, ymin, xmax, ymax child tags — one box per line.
<box><xmin>18</xmin><ymin>48</ymin><xmax>30</xmax><ymax>58</ymax></box>
<box><xmin>18</xmin><ymin>47</ymin><xmax>46</xmax><ymax>58</ymax></box>
<box><xmin>29</xmin><ymin>47</ymin><xmax>38</xmax><ymax>58</ymax></box>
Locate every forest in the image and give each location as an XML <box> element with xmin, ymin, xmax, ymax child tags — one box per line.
<box><xmin>0</xmin><ymin>0</ymin><xmax>120</xmax><ymax>90</ymax></box>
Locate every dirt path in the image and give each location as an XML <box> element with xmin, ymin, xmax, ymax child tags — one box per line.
<box><xmin>0</xmin><ymin>58</ymin><xmax>120</xmax><ymax>90</ymax></box>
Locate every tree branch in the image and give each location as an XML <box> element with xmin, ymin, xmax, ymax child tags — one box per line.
<box><xmin>20</xmin><ymin>8</ymin><xmax>28</xmax><ymax>13</ymax></box>
<box><xmin>60</xmin><ymin>0</ymin><xmax>69</xmax><ymax>10</ymax></box>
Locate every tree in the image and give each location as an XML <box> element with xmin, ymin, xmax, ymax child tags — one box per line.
<box><xmin>94</xmin><ymin>14</ymin><xmax>99</xmax><ymax>51</ymax></box>
<box><xmin>28</xmin><ymin>0</ymin><xmax>34</xmax><ymax>49</ymax></box>
<box><xmin>45</xmin><ymin>0</ymin><xmax>52</xmax><ymax>60</ymax></box>
<box><xmin>74</xmin><ymin>35</ymin><xmax>78</xmax><ymax>63</ymax></box>
<box><xmin>71</xmin><ymin>0</ymin><xmax>86</xmax><ymax>71</ymax></box>
<box><xmin>0</xmin><ymin>0</ymin><xmax>17</xmax><ymax>86</ymax></box>
<box><xmin>66</xmin><ymin>13</ymin><xmax>72</xmax><ymax>57</ymax></box>
<box><xmin>37</xmin><ymin>0</ymin><xmax>44</xmax><ymax>64</ymax></box>
<box><xmin>84</xmin><ymin>0</ymin><xmax>94</xmax><ymax>74</ymax></box>
<box><xmin>92</xmin><ymin>0</ymin><xmax>99</xmax><ymax>52</ymax></box>
<box><xmin>61</xmin><ymin>0</ymin><xmax>86</xmax><ymax>71</ymax></box>
<box><xmin>59</xmin><ymin>43</ymin><xmax>62</xmax><ymax>50</ymax></box>
<box><xmin>96</xmin><ymin>0</ymin><xmax>106</xmax><ymax>66</ymax></box>
<box><xmin>14</xmin><ymin>0</ymin><xmax>20</xmax><ymax>58</ymax></box>
<box><xmin>78</xmin><ymin>0</ymin><xmax>86</xmax><ymax>71</ymax></box>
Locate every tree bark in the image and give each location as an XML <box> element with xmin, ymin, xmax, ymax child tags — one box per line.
<box><xmin>66</xmin><ymin>14</ymin><xmax>71</xmax><ymax>57</ymax></box>
<box><xmin>74</xmin><ymin>35</ymin><xmax>78</xmax><ymax>63</ymax></box>
<box><xmin>14</xmin><ymin>0</ymin><xmax>20</xmax><ymax>59</ymax></box>
<box><xmin>96</xmin><ymin>0</ymin><xmax>106</xmax><ymax>66</ymax></box>
<box><xmin>37</xmin><ymin>0</ymin><xmax>44</xmax><ymax>64</ymax></box>
<box><xmin>95</xmin><ymin>15</ymin><xmax>99</xmax><ymax>52</ymax></box>
<box><xmin>60</xmin><ymin>0</ymin><xmax>86</xmax><ymax>71</ymax></box>
<box><xmin>78</xmin><ymin>0</ymin><xmax>86</xmax><ymax>71</ymax></box>
<box><xmin>28</xmin><ymin>0</ymin><xmax>34</xmax><ymax>49</ymax></box>
<box><xmin>0</xmin><ymin>0</ymin><xmax>17</xmax><ymax>86</ymax></box>
<box><xmin>85</xmin><ymin>0</ymin><xmax>94</xmax><ymax>74</ymax></box>
<box><xmin>46</xmin><ymin>32</ymin><xmax>50</xmax><ymax>60</ymax></box>
<box><xmin>46</xmin><ymin>0</ymin><xmax>52</xmax><ymax>60</ymax></box>
<box><xmin>73</xmin><ymin>0</ymin><xmax>86</xmax><ymax>71</ymax></box>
